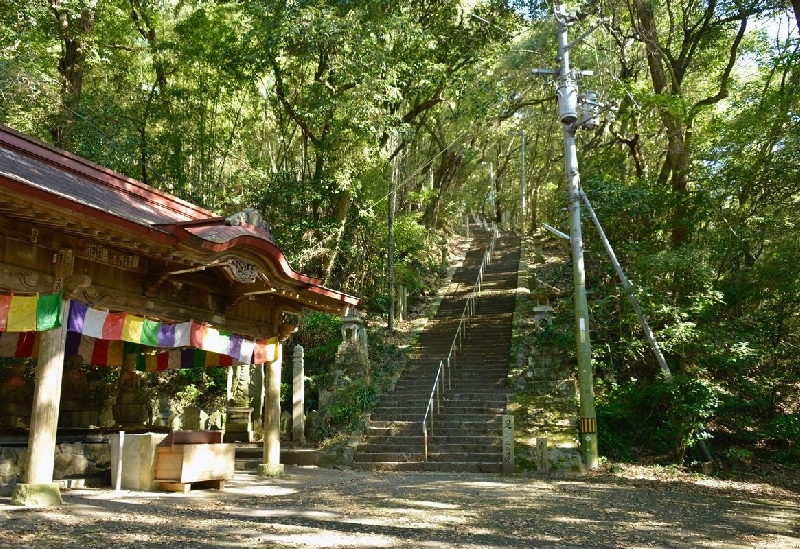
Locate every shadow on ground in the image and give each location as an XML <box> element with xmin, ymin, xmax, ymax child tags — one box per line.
<box><xmin>1</xmin><ymin>467</ymin><xmax>798</xmax><ymax>548</ymax></box>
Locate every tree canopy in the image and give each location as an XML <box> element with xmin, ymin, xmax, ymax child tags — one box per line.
<box><xmin>2</xmin><ymin>0</ymin><xmax>798</xmax><ymax>466</ymax></box>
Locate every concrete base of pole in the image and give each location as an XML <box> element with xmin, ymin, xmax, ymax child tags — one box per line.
<box><xmin>257</xmin><ymin>463</ymin><xmax>285</xmax><ymax>478</ymax></box>
<box><xmin>10</xmin><ymin>483</ymin><xmax>64</xmax><ymax>507</ymax></box>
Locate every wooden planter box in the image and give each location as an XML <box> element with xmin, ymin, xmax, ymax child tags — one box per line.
<box><xmin>153</xmin><ymin>430</ymin><xmax>235</xmax><ymax>492</ymax></box>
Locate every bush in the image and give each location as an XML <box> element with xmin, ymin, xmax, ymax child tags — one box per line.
<box><xmin>597</xmin><ymin>374</ymin><xmax>719</xmax><ymax>463</ymax></box>
<box><xmin>290</xmin><ymin>312</ymin><xmax>343</xmax><ymax>410</ymax></box>
<box><xmin>321</xmin><ymin>379</ymin><xmax>377</xmax><ymax>433</ymax></box>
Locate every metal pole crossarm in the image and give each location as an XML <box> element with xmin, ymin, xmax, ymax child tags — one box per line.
<box><xmin>566</xmin><ymin>21</ymin><xmax>606</xmax><ymax>51</ymax></box>
<box><xmin>542</xmin><ymin>223</ymin><xmax>571</xmax><ymax>241</ymax></box>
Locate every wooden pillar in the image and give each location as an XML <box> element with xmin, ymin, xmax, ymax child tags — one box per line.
<box><xmin>258</xmin><ymin>343</ymin><xmax>284</xmax><ymax>477</ymax></box>
<box><xmin>11</xmin><ymin>298</ymin><xmax>70</xmax><ymax>506</ymax></box>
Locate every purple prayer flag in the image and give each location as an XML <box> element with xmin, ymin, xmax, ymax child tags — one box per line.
<box><xmin>67</xmin><ymin>300</ymin><xmax>88</xmax><ymax>333</ymax></box>
<box><xmin>180</xmin><ymin>348</ymin><xmax>194</xmax><ymax>369</ymax></box>
<box><xmin>227</xmin><ymin>333</ymin><xmax>243</xmax><ymax>360</ymax></box>
<box><xmin>158</xmin><ymin>323</ymin><xmax>176</xmax><ymax>347</ymax></box>
<box><xmin>65</xmin><ymin>331</ymin><xmax>81</xmax><ymax>356</ymax></box>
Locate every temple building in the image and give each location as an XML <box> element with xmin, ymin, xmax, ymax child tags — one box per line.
<box><xmin>0</xmin><ymin>124</ymin><xmax>359</xmax><ymax>504</ymax></box>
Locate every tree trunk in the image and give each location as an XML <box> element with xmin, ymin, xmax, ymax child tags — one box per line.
<box><xmin>323</xmin><ymin>190</ymin><xmax>350</xmax><ymax>287</ymax></box>
<box><xmin>49</xmin><ymin>1</ymin><xmax>95</xmax><ymax>150</ymax></box>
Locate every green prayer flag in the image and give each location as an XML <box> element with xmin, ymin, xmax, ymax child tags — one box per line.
<box><xmin>141</xmin><ymin>318</ymin><xmax>160</xmax><ymax>347</ymax></box>
<box><xmin>36</xmin><ymin>291</ymin><xmax>63</xmax><ymax>331</ymax></box>
<box><xmin>135</xmin><ymin>353</ymin><xmax>147</xmax><ymax>372</ymax></box>
<box><xmin>192</xmin><ymin>349</ymin><xmax>206</xmax><ymax>368</ymax></box>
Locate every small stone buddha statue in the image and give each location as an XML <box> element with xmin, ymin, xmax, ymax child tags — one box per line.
<box><xmin>112</xmin><ymin>352</ymin><xmax>148</xmax><ymax>426</ymax></box>
<box><xmin>61</xmin><ymin>355</ymin><xmax>88</xmax><ymax>404</ymax></box>
<box><xmin>0</xmin><ymin>361</ymin><xmax>32</xmax><ymax>426</ymax></box>
<box><xmin>59</xmin><ymin>354</ymin><xmax>100</xmax><ymax>428</ymax></box>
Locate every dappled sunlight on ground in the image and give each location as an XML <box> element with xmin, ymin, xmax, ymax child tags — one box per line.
<box><xmin>1</xmin><ymin>467</ymin><xmax>798</xmax><ymax>548</ymax></box>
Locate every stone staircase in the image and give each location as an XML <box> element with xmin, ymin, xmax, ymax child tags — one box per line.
<box><xmin>352</xmin><ymin>223</ymin><xmax>521</xmax><ymax>472</ymax></box>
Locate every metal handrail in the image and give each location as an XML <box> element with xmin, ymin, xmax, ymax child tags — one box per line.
<box><xmin>422</xmin><ymin>221</ymin><xmax>499</xmax><ymax>461</ymax></box>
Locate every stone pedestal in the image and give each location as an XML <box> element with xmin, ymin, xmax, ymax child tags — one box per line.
<box><xmin>110</xmin><ymin>432</ymin><xmax>168</xmax><ymax>491</ymax></box>
<box><xmin>0</xmin><ymin>403</ymin><xmax>31</xmax><ymax>428</ymax></box>
<box><xmin>10</xmin><ymin>482</ymin><xmax>63</xmax><ymax>507</ymax></box>
<box><xmin>224</xmin><ymin>407</ymin><xmax>253</xmax><ymax>442</ymax></box>
<box><xmin>58</xmin><ymin>408</ymin><xmax>100</xmax><ymax>429</ymax></box>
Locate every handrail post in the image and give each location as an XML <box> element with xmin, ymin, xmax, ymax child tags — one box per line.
<box><xmin>436</xmin><ymin>378</ymin><xmax>440</xmax><ymax>414</ymax></box>
<box><xmin>447</xmin><ymin>356</ymin><xmax>451</xmax><ymax>391</ymax></box>
<box><xmin>423</xmin><ymin>422</ymin><xmax>428</xmax><ymax>462</ymax></box>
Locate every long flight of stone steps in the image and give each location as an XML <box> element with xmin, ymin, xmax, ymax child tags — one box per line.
<box><xmin>352</xmin><ymin>222</ymin><xmax>521</xmax><ymax>472</ymax></box>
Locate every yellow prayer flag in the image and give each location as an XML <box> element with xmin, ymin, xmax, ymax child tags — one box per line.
<box><xmin>121</xmin><ymin>315</ymin><xmax>144</xmax><ymax>343</ymax></box>
<box><xmin>266</xmin><ymin>336</ymin><xmax>279</xmax><ymax>362</ymax></box>
<box><xmin>6</xmin><ymin>295</ymin><xmax>38</xmax><ymax>332</ymax></box>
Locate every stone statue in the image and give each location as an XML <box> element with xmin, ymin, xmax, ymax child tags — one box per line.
<box><xmin>61</xmin><ymin>355</ymin><xmax>88</xmax><ymax>400</ymax></box>
<box><xmin>59</xmin><ymin>355</ymin><xmax>100</xmax><ymax>428</ymax></box>
<box><xmin>0</xmin><ymin>361</ymin><xmax>29</xmax><ymax>404</ymax></box>
<box><xmin>112</xmin><ymin>353</ymin><xmax>148</xmax><ymax>426</ymax></box>
<box><xmin>118</xmin><ymin>354</ymin><xmax>141</xmax><ymax>394</ymax></box>
<box><xmin>0</xmin><ymin>361</ymin><xmax>31</xmax><ymax>427</ymax></box>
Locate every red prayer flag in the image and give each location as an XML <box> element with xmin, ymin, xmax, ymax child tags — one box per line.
<box><xmin>0</xmin><ymin>295</ymin><xmax>11</xmax><ymax>332</ymax></box>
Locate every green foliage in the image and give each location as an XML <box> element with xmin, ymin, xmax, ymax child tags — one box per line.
<box><xmin>175</xmin><ymin>384</ymin><xmax>202</xmax><ymax>408</ymax></box>
<box><xmin>1</xmin><ymin>0</ymin><xmax>798</xmax><ymax>471</ymax></box>
<box><xmin>313</xmin><ymin>323</ymin><xmax>408</xmax><ymax>437</ymax></box>
<box><xmin>146</xmin><ymin>365</ymin><xmax>227</xmax><ymax>415</ymax></box>
<box><xmin>596</xmin><ymin>375</ymin><xmax>720</xmax><ymax>462</ymax></box>
<box><xmin>289</xmin><ymin>312</ymin><xmax>343</xmax><ymax>410</ymax></box>
<box><xmin>321</xmin><ymin>379</ymin><xmax>377</xmax><ymax>433</ymax></box>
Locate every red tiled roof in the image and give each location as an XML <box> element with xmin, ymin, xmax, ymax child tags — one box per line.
<box><xmin>0</xmin><ymin>125</ymin><xmax>211</xmax><ymax>224</ymax></box>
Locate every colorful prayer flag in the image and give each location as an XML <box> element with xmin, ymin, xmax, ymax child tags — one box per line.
<box><xmin>65</xmin><ymin>300</ymin><xmax>273</xmax><ymax>365</ymax></box>
<box><xmin>6</xmin><ymin>295</ymin><xmax>38</xmax><ymax>332</ymax></box>
<box><xmin>0</xmin><ymin>331</ymin><xmax>38</xmax><ymax>357</ymax></box>
<box><xmin>36</xmin><ymin>292</ymin><xmax>63</xmax><ymax>331</ymax></box>
<box><xmin>0</xmin><ymin>295</ymin><xmax>11</xmax><ymax>331</ymax></box>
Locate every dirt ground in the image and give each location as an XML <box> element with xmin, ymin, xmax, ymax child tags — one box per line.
<box><xmin>1</xmin><ymin>466</ymin><xmax>798</xmax><ymax>549</ymax></box>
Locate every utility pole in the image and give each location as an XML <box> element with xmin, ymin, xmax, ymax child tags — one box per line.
<box><xmin>388</xmin><ymin>134</ymin><xmax>397</xmax><ymax>332</ymax></box>
<box><xmin>489</xmin><ymin>161</ymin><xmax>495</xmax><ymax>221</ymax></box>
<box><xmin>520</xmin><ymin>130</ymin><xmax>526</xmax><ymax>234</ymax></box>
<box><xmin>532</xmin><ymin>2</ymin><xmax>608</xmax><ymax>469</ymax></box>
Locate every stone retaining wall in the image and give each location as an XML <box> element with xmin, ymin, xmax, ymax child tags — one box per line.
<box><xmin>0</xmin><ymin>442</ymin><xmax>111</xmax><ymax>491</ymax></box>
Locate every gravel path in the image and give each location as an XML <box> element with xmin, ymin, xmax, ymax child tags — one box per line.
<box><xmin>1</xmin><ymin>467</ymin><xmax>798</xmax><ymax>548</ymax></box>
